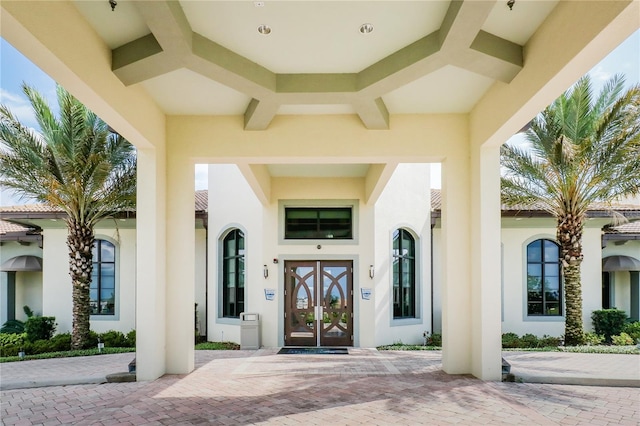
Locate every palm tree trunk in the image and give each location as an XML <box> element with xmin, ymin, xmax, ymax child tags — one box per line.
<box><xmin>67</xmin><ymin>219</ymin><xmax>94</xmax><ymax>350</ymax></box>
<box><xmin>557</xmin><ymin>212</ymin><xmax>585</xmax><ymax>346</ymax></box>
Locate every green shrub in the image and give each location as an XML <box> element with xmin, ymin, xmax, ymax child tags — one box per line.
<box><xmin>538</xmin><ymin>335</ymin><xmax>561</xmax><ymax>347</ymax></box>
<box><xmin>622</xmin><ymin>322</ymin><xmax>640</xmax><ymax>343</ymax></box>
<box><xmin>583</xmin><ymin>332</ymin><xmax>605</xmax><ymax>345</ymax></box>
<box><xmin>126</xmin><ymin>329</ymin><xmax>136</xmax><ymax>347</ymax></box>
<box><xmin>501</xmin><ymin>332</ymin><xmax>521</xmax><ymax>348</ymax></box>
<box><xmin>591</xmin><ymin>309</ymin><xmax>627</xmax><ymax>343</ymax></box>
<box><xmin>611</xmin><ymin>332</ymin><xmax>634</xmax><ymax>346</ymax></box>
<box><xmin>195</xmin><ymin>341</ymin><xmax>240</xmax><ymax>350</ymax></box>
<box><xmin>520</xmin><ymin>334</ymin><xmax>539</xmax><ymax>348</ymax></box>
<box><xmin>48</xmin><ymin>333</ymin><xmax>72</xmax><ymax>352</ymax></box>
<box><xmin>427</xmin><ymin>333</ymin><xmax>442</xmax><ymax>346</ymax></box>
<box><xmin>0</xmin><ymin>332</ymin><xmax>26</xmax><ymax>347</ymax></box>
<box><xmin>24</xmin><ymin>316</ymin><xmax>56</xmax><ymax>342</ymax></box>
<box><xmin>0</xmin><ymin>319</ymin><xmax>26</xmax><ymax>334</ymax></box>
<box><xmin>0</xmin><ymin>344</ymin><xmax>21</xmax><ymax>357</ymax></box>
<box><xmin>99</xmin><ymin>330</ymin><xmax>128</xmax><ymax>348</ymax></box>
<box><xmin>82</xmin><ymin>330</ymin><xmax>100</xmax><ymax>349</ymax></box>
<box><xmin>0</xmin><ymin>306</ymin><xmax>35</xmax><ymax>334</ymax></box>
<box><xmin>0</xmin><ymin>332</ymin><xmax>26</xmax><ymax>357</ymax></box>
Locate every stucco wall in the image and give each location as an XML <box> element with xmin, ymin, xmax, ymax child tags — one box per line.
<box><xmin>0</xmin><ymin>241</ymin><xmax>43</xmax><ymax>323</ymax></box>
<box><xmin>4</xmin><ymin>223</ymin><xmax>207</xmax><ymax>338</ymax></box>
<box><xmin>208</xmin><ymin>164</ymin><xmax>264</xmax><ymax>345</ymax></box>
<box><xmin>207</xmin><ymin>163</ymin><xmax>432</xmax><ymax>348</ymax></box>
<box><xmin>433</xmin><ymin>218</ymin><xmax>618</xmax><ymax>337</ymax></box>
<box><xmin>603</xmin><ymin>240</ymin><xmax>640</xmax><ymax>319</ymax></box>
<box><xmin>195</xmin><ymin>228</ymin><xmax>207</xmax><ymax>337</ymax></box>
<box><xmin>373</xmin><ymin>164</ymin><xmax>431</xmax><ymax>346</ymax></box>
<box><xmin>42</xmin><ymin>227</ymin><xmax>137</xmax><ymax>334</ymax></box>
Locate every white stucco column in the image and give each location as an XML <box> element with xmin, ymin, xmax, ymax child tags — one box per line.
<box><xmin>165</xmin><ymin>143</ymin><xmax>195</xmax><ymax>374</ymax></box>
<box><xmin>440</xmin><ymin>152</ymin><xmax>472</xmax><ymax>374</ymax></box>
<box><xmin>441</xmin><ymin>145</ymin><xmax>502</xmax><ymax>380</ymax></box>
<box><xmin>136</xmin><ymin>148</ymin><xmax>168</xmax><ymax>381</ymax></box>
<box><xmin>470</xmin><ymin>145</ymin><xmax>502</xmax><ymax>380</ymax></box>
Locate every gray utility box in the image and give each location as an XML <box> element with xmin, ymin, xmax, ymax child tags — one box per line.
<box><xmin>240</xmin><ymin>312</ymin><xmax>261</xmax><ymax>350</ymax></box>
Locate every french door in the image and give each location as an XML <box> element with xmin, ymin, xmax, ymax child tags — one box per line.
<box><xmin>284</xmin><ymin>260</ymin><xmax>353</xmax><ymax>346</ymax></box>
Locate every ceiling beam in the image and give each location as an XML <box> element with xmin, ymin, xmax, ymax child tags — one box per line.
<box><xmin>365</xmin><ymin>163</ymin><xmax>398</xmax><ymax>205</ymax></box>
<box><xmin>111</xmin><ymin>0</ymin><xmax>524</xmax><ymax>130</ymax></box>
<box><xmin>244</xmin><ymin>99</ymin><xmax>280</xmax><ymax>131</ymax></box>
<box><xmin>236</xmin><ymin>163</ymin><xmax>271</xmax><ymax>205</ymax></box>
<box><xmin>353</xmin><ymin>98</ymin><xmax>390</xmax><ymax>130</ymax></box>
<box><xmin>112</xmin><ymin>35</ymin><xmax>179</xmax><ymax>85</ymax></box>
<box><xmin>134</xmin><ymin>0</ymin><xmax>192</xmax><ymax>54</ymax></box>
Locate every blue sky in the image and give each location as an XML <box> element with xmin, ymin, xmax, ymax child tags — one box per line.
<box><xmin>1</xmin><ymin>30</ymin><xmax>639</xmax><ymax>204</ymax></box>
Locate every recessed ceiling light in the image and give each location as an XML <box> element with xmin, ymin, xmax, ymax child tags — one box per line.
<box><xmin>257</xmin><ymin>24</ymin><xmax>271</xmax><ymax>35</ymax></box>
<box><xmin>359</xmin><ymin>23</ymin><xmax>374</xmax><ymax>34</ymax></box>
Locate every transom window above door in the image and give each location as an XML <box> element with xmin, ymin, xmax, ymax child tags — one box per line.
<box><xmin>284</xmin><ymin>207</ymin><xmax>352</xmax><ymax>240</ymax></box>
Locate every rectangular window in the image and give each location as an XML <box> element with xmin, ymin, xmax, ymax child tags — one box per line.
<box><xmin>284</xmin><ymin>207</ymin><xmax>352</xmax><ymax>239</ymax></box>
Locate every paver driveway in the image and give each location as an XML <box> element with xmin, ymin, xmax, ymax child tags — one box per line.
<box><xmin>1</xmin><ymin>348</ymin><xmax>639</xmax><ymax>425</ymax></box>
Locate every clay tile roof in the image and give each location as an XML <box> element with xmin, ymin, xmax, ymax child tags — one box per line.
<box><xmin>430</xmin><ymin>189</ymin><xmax>441</xmax><ymax>211</ymax></box>
<box><xmin>605</xmin><ymin>221</ymin><xmax>640</xmax><ymax>234</ymax></box>
<box><xmin>0</xmin><ymin>204</ymin><xmax>63</xmax><ymax>213</ymax></box>
<box><xmin>0</xmin><ymin>191</ymin><xmax>209</xmax><ymax>217</ymax></box>
<box><xmin>430</xmin><ymin>189</ymin><xmax>640</xmax><ymax>214</ymax></box>
<box><xmin>0</xmin><ymin>219</ymin><xmax>32</xmax><ymax>235</ymax></box>
<box><xmin>195</xmin><ymin>190</ymin><xmax>208</xmax><ymax>212</ymax></box>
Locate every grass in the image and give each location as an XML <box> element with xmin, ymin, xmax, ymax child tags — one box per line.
<box><xmin>0</xmin><ymin>340</ymin><xmax>241</xmax><ymax>363</ymax></box>
<box><xmin>377</xmin><ymin>344</ymin><xmax>441</xmax><ymax>351</ymax></box>
<box><xmin>558</xmin><ymin>345</ymin><xmax>639</xmax><ymax>354</ymax></box>
<box><xmin>195</xmin><ymin>341</ymin><xmax>240</xmax><ymax>350</ymax></box>
<box><xmin>0</xmin><ymin>347</ymin><xmax>135</xmax><ymax>363</ymax></box>
<box><xmin>378</xmin><ymin>343</ymin><xmax>639</xmax><ymax>355</ymax></box>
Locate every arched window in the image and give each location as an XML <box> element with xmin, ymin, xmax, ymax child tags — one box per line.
<box><xmin>526</xmin><ymin>239</ymin><xmax>561</xmax><ymax>316</ymax></box>
<box><xmin>393</xmin><ymin>229</ymin><xmax>415</xmax><ymax>319</ymax></box>
<box><xmin>222</xmin><ymin>229</ymin><xmax>245</xmax><ymax>318</ymax></box>
<box><xmin>91</xmin><ymin>239</ymin><xmax>116</xmax><ymax>315</ymax></box>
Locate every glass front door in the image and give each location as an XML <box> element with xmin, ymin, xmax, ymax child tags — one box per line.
<box><xmin>284</xmin><ymin>260</ymin><xmax>353</xmax><ymax>346</ymax></box>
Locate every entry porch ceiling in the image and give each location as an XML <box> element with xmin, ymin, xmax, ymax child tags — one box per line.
<box><xmin>74</xmin><ymin>0</ymin><xmax>557</xmax><ymax>131</ymax></box>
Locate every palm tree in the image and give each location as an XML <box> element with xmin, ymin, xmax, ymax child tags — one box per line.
<box><xmin>501</xmin><ymin>75</ymin><xmax>640</xmax><ymax>346</ymax></box>
<box><xmin>0</xmin><ymin>84</ymin><xmax>136</xmax><ymax>349</ymax></box>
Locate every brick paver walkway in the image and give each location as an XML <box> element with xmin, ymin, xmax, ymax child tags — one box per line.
<box><xmin>1</xmin><ymin>349</ymin><xmax>639</xmax><ymax>425</ymax></box>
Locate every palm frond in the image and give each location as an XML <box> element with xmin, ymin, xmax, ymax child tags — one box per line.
<box><xmin>0</xmin><ymin>84</ymin><xmax>136</xmax><ymax>224</ymax></box>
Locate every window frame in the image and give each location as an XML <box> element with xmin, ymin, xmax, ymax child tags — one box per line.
<box><xmin>221</xmin><ymin>228</ymin><xmax>246</xmax><ymax>319</ymax></box>
<box><xmin>284</xmin><ymin>207</ymin><xmax>353</xmax><ymax>240</ymax></box>
<box><xmin>279</xmin><ymin>200</ymin><xmax>359</xmax><ymax>245</ymax></box>
<box><xmin>392</xmin><ymin>228</ymin><xmax>417</xmax><ymax>320</ymax></box>
<box><xmin>525</xmin><ymin>238</ymin><xmax>563</xmax><ymax>318</ymax></box>
<box><xmin>90</xmin><ymin>238</ymin><xmax>117</xmax><ymax>317</ymax></box>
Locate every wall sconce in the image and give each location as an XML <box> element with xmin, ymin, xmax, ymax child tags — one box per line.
<box><xmin>369</xmin><ymin>265</ymin><xmax>375</xmax><ymax>279</ymax></box>
<box><xmin>263</xmin><ymin>265</ymin><xmax>269</xmax><ymax>279</ymax></box>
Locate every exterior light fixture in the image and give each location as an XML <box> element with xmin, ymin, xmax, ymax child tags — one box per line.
<box><xmin>258</xmin><ymin>24</ymin><xmax>272</xmax><ymax>35</ymax></box>
<box><xmin>369</xmin><ymin>265</ymin><xmax>375</xmax><ymax>279</ymax></box>
<box><xmin>109</xmin><ymin>0</ymin><xmax>117</xmax><ymax>11</ymax></box>
<box><xmin>359</xmin><ymin>23</ymin><xmax>374</xmax><ymax>35</ymax></box>
<box><xmin>263</xmin><ymin>264</ymin><xmax>269</xmax><ymax>279</ymax></box>
<box><xmin>507</xmin><ymin>0</ymin><xmax>515</xmax><ymax>10</ymax></box>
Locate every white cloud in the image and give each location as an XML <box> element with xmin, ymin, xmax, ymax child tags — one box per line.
<box><xmin>0</xmin><ymin>87</ymin><xmax>37</xmax><ymax>128</ymax></box>
<box><xmin>194</xmin><ymin>164</ymin><xmax>208</xmax><ymax>190</ymax></box>
<box><xmin>0</xmin><ymin>187</ymin><xmax>35</xmax><ymax>207</ymax></box>
<box><xmin>588</xmin><ymin>65</ymin><xmax>612</xmax><ymax>82</ymax></box>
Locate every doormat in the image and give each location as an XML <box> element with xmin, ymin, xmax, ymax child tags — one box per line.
<box><xmin>278</xmin><ymin>347</ymin><xmax>349</xmax><ymax>355</ymax></box>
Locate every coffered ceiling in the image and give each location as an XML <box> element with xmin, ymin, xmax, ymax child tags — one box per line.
<box><xmin>73</xmin><ymin>0</ymin><xmax>558</xmax><ymax>130</ymax></box>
